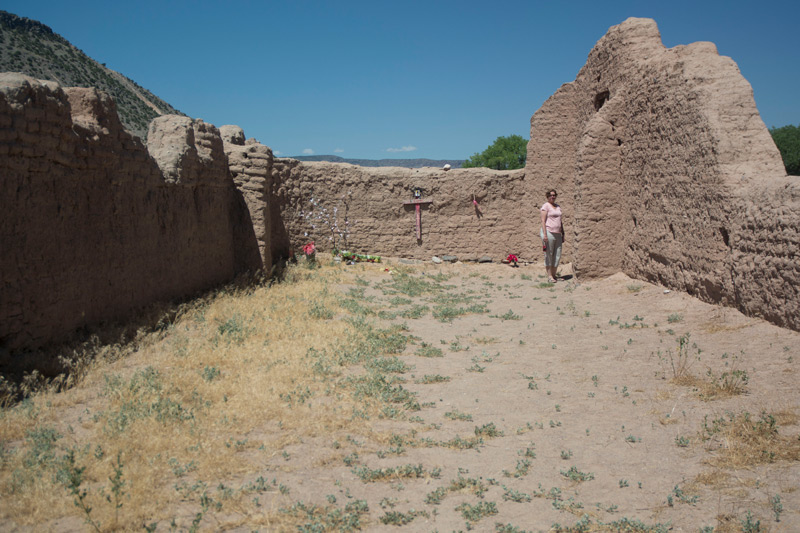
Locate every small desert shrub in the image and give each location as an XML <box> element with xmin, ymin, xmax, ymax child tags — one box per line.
<box><xmin>560</xmin><ymin>466</ymin><xmax>594</xmax><ymax>482</ymax></box>
<box><xmin>495</xmin><ymin>310</ymin><xmax>522</xmax><ymax>321</ymax></box>
<box><xmin>456</xmin><ymin>500</ymin><xmax>497</xmax><ymax>523</ymax></box>
<box><xmin>667</xmin><ymin>313</ymin><xmax>683</xmax><ymax>323</ymax></box>
<box><xmin>351</xmin><ymin>463</ymin><xmax>437</xmax><ymax>482</ymax></box>
<box><xmin>444</xmin><ymin>410</ymin><xmax>472</xmax><ymax>421</ymax></box>
<box><xmin>400</xmin><ymin>304</ymin><xmax>429</xmax><ymax>319</ymax></box>
<box><xmin>415</xmin><ymin>375</ymin><xmax>450</xmax><ymax>384</ymax></box>
<box><xmin>474</xmin><ymin>422</ymin><xmax>503</xmax><ymax>438</ymax></box>
<box><xmin>279</xmin><ymin>499</ymin><xmax>370</xmax><ymax>531</ymax></box>
<box><xmin>666</xmin><ymin>333</ymin><xmax>697</xmax><ymax>382</ymax></box>
<box><xmin>698</xmin><ymin>366</ymin><xmax>749</xmax><ymax>400</ymax></box>
<box><xmin>415</xmin><ymin>344</ymin><xmax>443</xmax><ymax>358</ymax></box>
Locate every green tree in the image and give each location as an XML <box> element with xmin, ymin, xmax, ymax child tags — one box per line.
<box><xmin>462</xmin><ymin>135</ymin><xmax>528</xmax><ymax>170</ymax></box>
<box><xmin>770</xmin><ymin>124</ymin><xmax>800</xmax><ymax>176</ymax></box>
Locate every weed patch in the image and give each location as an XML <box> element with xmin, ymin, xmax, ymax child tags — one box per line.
<box><xmin>701</xmin><ymin>410</ymin><xmax>800</xmax><ymax>467</ymax></box>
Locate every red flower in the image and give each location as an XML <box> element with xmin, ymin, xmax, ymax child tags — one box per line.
<box><xmin>506</xmin><ymin>254</ymin><xmax>518</xmax><ymax>263</ymax></box>
<box><xmin>303</xmin><ymin>242</ymin><xmax>316</xmax><ymax>255</ymax></box>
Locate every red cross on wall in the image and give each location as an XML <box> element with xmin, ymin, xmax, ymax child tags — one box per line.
<box><xmin>402</xmin><ymin>189</ymin><xmax>432</xmax><ymax>241</ymax></box>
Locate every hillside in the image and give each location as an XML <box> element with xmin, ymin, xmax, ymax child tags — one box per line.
<box><xmin>0</xmin><ymin>10</ymin><xmax>183</xmax><ymax>139</ymax></box>
<box><xmin>291</xmin><ymin>154</ymin><xmax>464</xmax><ymax>168</ymax></box>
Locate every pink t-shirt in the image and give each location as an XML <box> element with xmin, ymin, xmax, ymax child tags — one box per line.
<box><xmin>541</xmin><ymin>203</ymin><xmax>562</xmax><ymax>234</ymax></box>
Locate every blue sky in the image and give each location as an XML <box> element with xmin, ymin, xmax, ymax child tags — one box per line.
<box><xmin>4</xmin><ymin>1</ymin><xmax>799</xmax><ymax>160</ymax></box>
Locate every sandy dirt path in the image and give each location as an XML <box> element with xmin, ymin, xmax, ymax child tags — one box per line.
<box><xmin>250</xmin><ymin>259</ymin><xmax>800</xmax><ymax>532</ymax></box>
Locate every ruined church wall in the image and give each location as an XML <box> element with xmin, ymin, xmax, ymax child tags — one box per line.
<box><xmin>221</xmin><ymin>125</ymin><xmax>273</xmax><ymax>271</ymax></box>
<box><xmin>525</xmin><ymin>18</ymin><xmax>798</xmax><ymax>330</ymax></box>
<box><xmin>731</xmin><ymin>179</ymin><xmax>800</xmax><ymax>330</ymax></box>
<box><xmin>269</xmin><ymin>159</ymin><xmax>535</xmax><ymax>263</ymax></box>
<box><xmin>613</xmin><ymin>26</ymin><xmax>797</xmax><ymax>328</ymax></box>
<box><xmin>3</xmin><ymin>14</ymin><xmax>798</xmax><ymax>356</ymax></box>
<box><xmin>0</xmin><ymin>74</ymin><xmax>258</xmax><ymax>351</ymax></box>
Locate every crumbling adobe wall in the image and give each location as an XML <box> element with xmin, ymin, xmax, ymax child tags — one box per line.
<box><xmin>731</xmin><ymin>179</ymin><xmax>800</xmax><ymax>329</ymax></box>
<box><xmin>269</xmin><ymin>159</ymin><xmax>533</xmax><ymax>262</ymax></box>
<box><xmin>220</xmin><ymin>124</ymin><xmax>273</xmax><ymax>270</ymax></box>
<box><xmin>524</xmin><ymin>18</ymin><xmax>798</xmax><ymax>330</ymax></box>
<box><xmin>0</xmin><ymin>73</ymin><xmax>261</xmax><ymax>351</ymax></box>
<box><xmin>3</xmin><ymin>14</ymin><xmax>798</xmax><ymax>356</ymax></box>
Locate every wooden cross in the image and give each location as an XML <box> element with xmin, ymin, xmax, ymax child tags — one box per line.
<box><xmin>403</xmin><ymin>197</ymin><xmax>433</xmax><ymax>241</ymax></box>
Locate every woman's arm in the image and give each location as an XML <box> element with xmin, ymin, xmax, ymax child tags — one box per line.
<box><xmin>540</xmin><ymin>207</ymin><xmax>548</xmax><ymax>240</ymax></box>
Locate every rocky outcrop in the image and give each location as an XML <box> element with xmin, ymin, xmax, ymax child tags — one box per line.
<box><xmin>0</xmin><ymin>73</ymin><xmax>260</xmax><ymax>352</ymax></box>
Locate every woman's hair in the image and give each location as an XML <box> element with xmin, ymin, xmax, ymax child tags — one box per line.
<box><xmin>546</xmin><ymin>189</ymin><xmax>557</xmax><ymax>198</ymax></box>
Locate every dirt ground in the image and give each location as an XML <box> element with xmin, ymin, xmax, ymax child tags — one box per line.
<box><xmin>5</xmin><ymin>258</ymin><xmax>800</xmax><ymax>532</ymax></box>
<box><xmin>247</xmin><ymin>259</ymin><xmax>800</xmax><ymax>531</ymax></box>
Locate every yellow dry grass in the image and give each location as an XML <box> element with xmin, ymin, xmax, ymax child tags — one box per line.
<box><xmin>2</xmin><ymin>259</ymin><xmax>799</xmax><ymax>531</ymax></box>
<box><xmin>0</xmin><ymin>260</ymin><xmax>403</xmax><ymax>530</ymax></box>
<box><xmin>702</xmin><ymin>409</ymin><xmax>800</xmax><ymax>469</ymax></box>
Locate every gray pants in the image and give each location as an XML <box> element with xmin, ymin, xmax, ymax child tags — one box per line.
<box><xmin>541</xmin><ymin>230</ymin><xmax>563</xmax><ymax>268</ymax></box>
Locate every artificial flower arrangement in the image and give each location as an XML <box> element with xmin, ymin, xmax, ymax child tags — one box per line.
<box><xmin>302</xmin><ymin>241</ymin><xmax>316</xmax><ymax>260</ymax></box>
<box><xmin>340</xmin><ymin>250</ymin><xmax>381</xmax><ymax>263</ymax></box>
<box><xmin>506</xmin><ymin>254</ymin><xmax>519</xmax><ymax>267</ymax></box>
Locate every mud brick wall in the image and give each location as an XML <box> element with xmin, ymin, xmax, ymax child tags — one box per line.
<box><xmin>221</xmin><ymin>125</ymin><xmax>273</xmax><ymax>271</ymax></box>
<box><xmin>524</xmin><ymin>18</ymin><xmax>797</xmax><ymax>330</ymax></box>
<box><xmin>2</xmin><ymin>16</ymin><xmax>799</xmax><ymax>356</ymax></box>
<box><xmin>0</xmin><ymin>74</ymin><xmax>259</xmax><ymax>351</ymax></box>
<box><xmin>731</xmin><ymin>179</ymin><xmax>800</xmax><ymax>331</ymax></box>
<box><xmin>269</xmin><ymin>159</ymin><xmax>535</xmax><ymax>263</ymax></box>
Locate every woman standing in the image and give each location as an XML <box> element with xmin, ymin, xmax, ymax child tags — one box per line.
<box><xmin>540</xmin><ymin>189</ymin><xmax>564</xmax><ymax>283</ymax></box>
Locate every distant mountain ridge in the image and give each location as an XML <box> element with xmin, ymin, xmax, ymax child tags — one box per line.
<box><xmin>290</xmin><ymin>154</ymin><xmax>465</xmax><ymax>168</ymax></box>
<box><xmin>0</xmin><ymin>10</ymin><xmax>183</xmax><ymax>139</ymax></box>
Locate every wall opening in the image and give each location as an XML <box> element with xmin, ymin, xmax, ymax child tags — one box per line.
<box><xmin>719</xmin><ymin>226</ymin><xmax>730</xmax><ymax>247</ymax></box>
<box><xmin>594</xmin><ymin>90</ymin><xmax>610</xmax><ymax>111</ymax></box>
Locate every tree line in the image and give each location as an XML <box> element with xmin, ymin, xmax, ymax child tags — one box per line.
<box><xmin>771</xmin><ymin>125</ymin><xmax>800</xmax><ymax>176</ymax></box>
<box><xmin>465</xmin><ymin>128</ymin><xmax>799</xmax><ymax>176</ymax></box>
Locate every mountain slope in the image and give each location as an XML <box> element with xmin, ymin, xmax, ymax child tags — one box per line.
<box><xmin>0</xmin><ymin>10</ymin><xmax>183</xmax><ymax>139</ymax></box>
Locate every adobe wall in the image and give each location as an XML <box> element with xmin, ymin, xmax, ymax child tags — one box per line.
<box><xmin>268</xmin><ymin>158</ymin><xmax>533</xmax><ymax>263</ymax></box>
<box><xmin>0</xmin><ymin>73</ymin><xmax>262</xmax><ymax>352</ymax></box>
<box><xmin>2</xmin><ymin>16</ymin><xmax>798</xmax><ymax>355</ymax></box>
<box><xmin>524</xmin><ymin>18</ymin><xmax>798</xmax><ymax>330</ymax></box>
<box><xmin>220</xmin><ymin>124</ymin><xmax>273</xmax><ymax>270</ymax></box>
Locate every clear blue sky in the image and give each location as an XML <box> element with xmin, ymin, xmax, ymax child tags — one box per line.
<box><xmin>4</xmin><ymin>0</ymin><xmax>799</xmax><ymax>160</ymax></box>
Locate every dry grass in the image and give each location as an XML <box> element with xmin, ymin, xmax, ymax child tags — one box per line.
<box><xmin>2</xmin><ymin>259</ymin><xmax>799</xmax><ymax>531</ymax></box>
<box><xmin>701</xmin><ymin>409</ymin><xmax>800</xmax><ymax>468</ymax></box>
<box><xmin>673</xmin><ymin>372</ymin><xmax>749</xmax><ymax>402</ymax></box>
<box><xmin>667</xmin><ymin>336</ymin><xmax>751</xmax><ymax>402</ymax></box>
<box><xmin>0</xmin><ymin>260</ymin><xmax>412</xmax><ymax>530</ymax></box>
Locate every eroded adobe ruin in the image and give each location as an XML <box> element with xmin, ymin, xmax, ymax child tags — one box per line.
<box><xmin>523</xmin><ymin>17</ymin><xmax>796</xmax><ymax>329</ymax></box>
<box><xmin>1</xmin><ymin>17</ymin><xmax>797</xmax><ymax>355</ymax></box>
<box><xmin>0</xmin><ymin>74</ymin><xmax>261</xmax><ymax>351</ymax></box>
